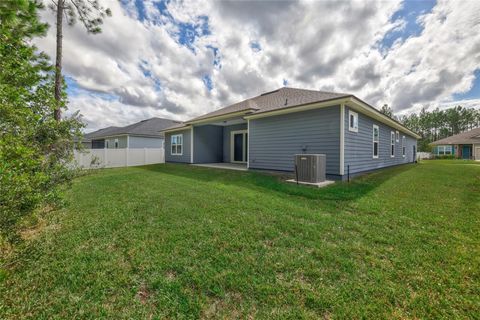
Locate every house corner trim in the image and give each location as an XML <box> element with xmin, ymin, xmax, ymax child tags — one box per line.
<box><xmin>340</xmin><ymin>103</ymin><xmax>345</xmax><ymax>176</ymax></box>
<box><xmin>190</xmin><ymin>126</ymin><xmax>194</xmax><ymax>163</ymax></box>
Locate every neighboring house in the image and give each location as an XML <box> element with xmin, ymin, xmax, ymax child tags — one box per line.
<box><xmin>162</xmin><ymin>87</ymin><xmax>420</xmax><ymax>180</ymax></box>
<box><xmin>431</xmin><ymin>127</ymin><xmax>480</xmax><ymax>160</ymax></box>
<box><xmin>83</xmin><ymin>117</ymin><xmax>179</xmax><ymax>149</ymax></box>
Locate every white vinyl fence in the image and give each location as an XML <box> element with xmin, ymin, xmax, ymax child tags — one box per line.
<box><xmin>74</xmin><ymin>148</ymin><xmax>165</xmax><ymax>169</ymax></box>
<box><xmin>417</xmin><ymin>152</ymin><xmax>433</xmax><ymax>160</ymax></box>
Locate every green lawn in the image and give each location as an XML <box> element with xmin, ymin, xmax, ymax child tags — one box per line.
<box><xmin>1</xmin><ymin>161</ymin><xmax>479</xmax><ymax>319</ymax></box>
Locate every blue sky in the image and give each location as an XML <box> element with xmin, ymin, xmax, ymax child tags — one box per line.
<box><xmin>381</xmin><ymin>0</ymin><xmax>437</xmax><ymax>49</ymax></box>
<box><xmin>453</xmin><ymin>69</ymin><xmax>480</xmax><ymax>101</ymax></box>
<box><xmin>36</xmin><ymin>0</ymin><xmax>480</xmax><ymax>130</ymax></box>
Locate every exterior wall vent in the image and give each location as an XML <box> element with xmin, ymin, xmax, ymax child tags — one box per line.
<box><xmin>294</xmin><ymin>154</ymin><xmax>326</xmax><ymax>183</ymax></box>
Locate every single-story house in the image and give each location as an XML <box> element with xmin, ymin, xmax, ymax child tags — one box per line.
<box><xmin>83</xmin><ymin>117</ymin><xmax>179</xmax><ymax>149</ymax></box>
<box><xmin>162</xmin><ymin>87</ymin><xmax>420</xmax><ymax>180</ymax></box>
<box><xmin>431</xmin><ymin>127</ymin><xmax>480</xmax><ymax>160</ymax></box>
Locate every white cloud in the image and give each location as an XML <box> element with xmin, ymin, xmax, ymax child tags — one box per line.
<box><xmin>34</xmin><ymin>0</ymin><xmax>480</xmax><ymax>130</ymax></box>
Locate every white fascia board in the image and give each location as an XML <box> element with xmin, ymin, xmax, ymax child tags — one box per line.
<box><xmin>348</xmin><ymin>97</ymin><xmax>421</xmax><ymax>139</ymax></box>
<box><xmin>243</xmin><ymin>98</ymin><xmax>349</xmax><ymax>120</ymax></box>
<box><xmin>186</xmin><ymin>110</ymin><xmax>256</xmax><ymax>125</ymax></box>
<box><xmin>161</xmin><ymin>125</ymin><xmax>192</xmax><ymax>134</ymax></box>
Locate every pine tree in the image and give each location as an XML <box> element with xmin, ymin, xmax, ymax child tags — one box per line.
<box><xmin>51</xmin><ymin>0</ymin><xmax>111</xmax><ymax>120</ymax></box>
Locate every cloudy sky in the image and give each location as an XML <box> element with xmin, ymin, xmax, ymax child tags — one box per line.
<box><xmin>35</xmin><ymin>0</ymin><xmax>480</xmax><ymax>132</ymax></box>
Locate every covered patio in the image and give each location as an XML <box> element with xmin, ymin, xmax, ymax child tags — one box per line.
<box><xmin>191</xmin><ymin>115</ymin><xmax>249</xmax><ymax>165</ymax></box>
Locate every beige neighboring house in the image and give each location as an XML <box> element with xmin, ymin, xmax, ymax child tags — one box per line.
<box><xmin>431</xmin><ymin>127</ymin><xmax>480</xmax><ymax>160</ymax></box>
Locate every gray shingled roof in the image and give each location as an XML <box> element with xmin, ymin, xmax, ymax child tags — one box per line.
<box><xmin>161</xmin><ymin>87</ymin><xmax>421</xmax><ymax>138</ymax></box>
<box><xmin>431</xmin><ymin>127</ymin><xmax>480</xmax><ymax>145</ymax></box>
<box><xmin>188</xmin><ymin>87</ymin><xmax>351</xmax><ymax>122</ymax></box>
<box><xmin>85</xmin><ymin>117</ymin><xmax>179</xmax><ymax>139</ymax></box>
<box><xmin>164</xmin><ymin>87</ymin><xmax>352</xmax><ymax>130</ymax></box>
<box><xmin>84</xmin><ymin>126</ymin><xmax>120</xmax><ymax>141</ymax></box>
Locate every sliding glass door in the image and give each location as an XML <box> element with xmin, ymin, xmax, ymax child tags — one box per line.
<box><xmin>231</xmin><ymin>130</ymin><xmax>248</xmax><ymax>163</ymax></box>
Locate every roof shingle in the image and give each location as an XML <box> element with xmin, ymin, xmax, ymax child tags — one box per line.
<box><xmin>431</xmin><ymin>127</ymin><xmax>480</xmax><ymax>145</ymax></box>
<box><xmin>85</xmin><ymin>118</ymin><xmax>179</xmax><ymax>139</ymax></box>
<box><xmin>165</xmin><ymin>87</ymin><xmax>351</xmax><ymax>130</ymax></box>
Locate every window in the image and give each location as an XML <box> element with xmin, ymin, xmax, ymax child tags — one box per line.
<box><xmin>171</xmin><ymin>134</ymin><xmax>183</xmax><ymax>155</ymax></box>
<box><xmin>437</xmin><ymin>145</ymin><xmax>452</xmax><ymax>155</ymax></box>
<box><xmin>373</xmin><ymin>125</ymin><xmax>379</xmax><ymax>158</ymax></box>
<box><xmin>390</xmin><ymin>131</ymin><xmax>395</xmax><ymax>157</ymax></box>
<box><xmin>114</xmin><ymin>138</ymin><xmax>119</xmax><ymax>149</ymax></box>
<box><xmin>105</xmin><ymin>140</ymin><xmax>109</xmax><ymax>149</ymax></box>
<box><xmin>396</xmin><ymin>131</ymin><xmax>399</xmax><ymax>142</ymax></box>
<box><xmin>348</xmin><ymin>110</ymin><xmax>358</xmax><ymax>132</ymax></box>
<box><xmin>402</xmin><ymin>136</ymin><xmax>406</xmax><ymax>157</ymax></box>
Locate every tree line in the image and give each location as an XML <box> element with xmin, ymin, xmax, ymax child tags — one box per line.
<box><xmin>380</xmin><ymin>105</ymin><xmax>480</xmax><ymax>151</ymax></box>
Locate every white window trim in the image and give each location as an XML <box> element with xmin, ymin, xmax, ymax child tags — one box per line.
<box><xmin>437</xmin><ymin>145</ymin><xmax>452</xmax><ymax>155</ymax></box>
<box><xmin>402</xmin><ymin>136</ymin><xmax>406</xmax><ymax>157</ymax></box>
<box><xmin>348</xmin><ymin>110</ymin><xmax>358</xmax><ymax>133</ymax></box>
<box><xmin>114</xmin><ymin>138</ymin><xmax>119</xmax><ymax>149</ymax></box>
<box><xmin>373</xmin><ymin>124</ymin><xmax>379</xmax><ymax>159</ymax></box>
<box><xmin>445</xmin><ymin>145</ymin><xmax>452</xmax><ymax>155</ymax></box>
<box><xmin>396</xmin><ymin>130</ymin><xmax>399</xmax><ymax>142</ymax></box>
<box><xmin>171</xmin><ymin>134</ymin><xmax>183</xmax><ymax>156</ymax></box>
<box><xmin>390</xmin><ymin>131</ymin><xmax>395</xmax><ymax>158</ymax></box>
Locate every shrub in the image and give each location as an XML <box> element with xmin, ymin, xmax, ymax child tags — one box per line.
<box><xmin>433</xmin><ymin>155</ymin><xmax>456</xmax><ymax>160</ymax></box>
<box><xmin>0</xmin><ymin>1</ymin><xmax>83</xmax><ymax>242</ymax></box>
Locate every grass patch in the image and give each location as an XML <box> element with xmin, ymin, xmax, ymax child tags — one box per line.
<box><xmin>1</xmin><ymin>161</ymin><xmax>479</xmax><ymax>319</ymax></box>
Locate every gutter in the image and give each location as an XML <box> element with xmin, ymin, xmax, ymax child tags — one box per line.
<box><xmin>88</xmin><ymin>133</ymin><xmax>165</xmax><ymax>140</ymax></box>
<box><xmin>348</xmin><ymin>97</ymin><xmax>421</xmax><ymax>139</ymax></box>
<box><xmin>185</xmin><ymin>109</ymin><xmax>257</xmax><ymax>125</ymax></box>
<box><xmin>161</xmin><ymin>125</ymin><xmax>192</xmax><ymax>134</ymax></box>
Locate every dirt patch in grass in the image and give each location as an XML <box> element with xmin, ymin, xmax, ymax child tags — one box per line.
<box><xmin>136</xmin><ymin>282</ymin><xmax>151</xmax><ymax>305</ymax></box>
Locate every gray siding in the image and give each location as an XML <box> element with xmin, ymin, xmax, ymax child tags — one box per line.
<box><xmin>249</xmin><ymin>106</ymin><xmax>341</xmax><ymax>174</ymax></box>
<box><xmin>165</xmin><ymin>129</ymin><xmax>192</xmax><ymax>163</ymax></box>
<box><xmin>193</xmin><ymin>125</ymin><xmax>223</xmax><ymax>163</ymax></box>
<box><xmin>128</xmin><ymin>136</ymin><xmax>164</xmax><ymax>149</ymax></box>
<box><xmin>105</xmin><ymin>136</ymin><xmax>127</xmax><ymax>149</ymax></box>
<box><xmin>223</xmin><ymin>123</ymin><xmax>248</xmax><ymax>163</ymax></box>
<box><xmin>344</xmin><ymin>106</ymin><xmax>417</xmax><ymax>174</ymax></box>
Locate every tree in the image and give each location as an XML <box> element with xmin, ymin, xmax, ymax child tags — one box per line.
<box><xmin>0</xmin><ymin>0</ymin><xmax>83</xmax><ymax>243</ymax></box>
<box><xmin>400</xmin><ymin>105</ymin><xmax>480</xmax><ymax>152</ymax></box>
<box><xmin>379</xmin><ymin>104</ymin><xmax>394</xmax><ymax>118</ymax></box>
<box><xmin>51</xmin><ymin>0</ymin><xmax>111</xmax><ymax>121</ymax></box>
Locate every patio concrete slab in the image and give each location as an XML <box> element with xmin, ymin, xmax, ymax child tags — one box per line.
<box><xmin>286</xmin><ymin>179</ymin><xmax>335</xmax><ymax>188</ymax></box>
<box><xmin>192</xmin><ymin>163</ymin><xmax>248</xmax><ymax>171</ymax></box>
